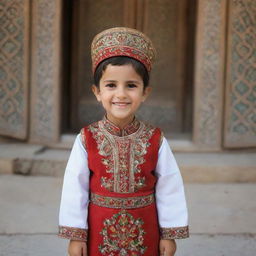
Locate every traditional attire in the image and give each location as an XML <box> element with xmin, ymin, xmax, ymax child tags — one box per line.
<box><xmin>59</xmin><ymin>27</ymin><xmax>189</xmax><ymax>255</ymax></box>
<box><xmin>59</xmin><ymin>117</ymin><xmax>189</xmax><ymax>255</ymax></box>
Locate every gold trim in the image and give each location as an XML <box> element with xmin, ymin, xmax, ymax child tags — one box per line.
<box><xmin>80</xmin><ymin>128</ymin><xmax>87</xmax><ymax>150</ymax></box>
<box><xmin>160</xmin><ymin>131</ymin><xmax>164</xmax><ymax>148</ymax></box>
<box><xmin>91</xmin><ymin>27</ymin><xmax>156</xmax><ymax>72</ymax></box>
<box><xmin>160</xmin><ymin>226</ymin><xmax>189</xmax><ymax>239</ymax></box>
<box><xmin>89</xmin><ymin>121</ymin><xmax>155</xmax><ymax>193</ymax></box>
<box><xmin>90</xmin><ymin>193</ymin><xmax>154</xmax><ymax>209</ymax></box>
<box><xmin>58</xmin><ymin>226</ymin><xmax>88</xmax><ymax>241</ymax></box>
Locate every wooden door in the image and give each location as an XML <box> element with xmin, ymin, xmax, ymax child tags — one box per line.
<box><xmin>69</xmin><ymin>0</ymin><xmax>193</xmax><ymax>135</ymax></box>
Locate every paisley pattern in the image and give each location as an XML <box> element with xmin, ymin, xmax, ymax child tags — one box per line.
<box><xmin>99</xmin><ymin>210</ymin><xmax>147</xmax><ymax>255</ymax></box>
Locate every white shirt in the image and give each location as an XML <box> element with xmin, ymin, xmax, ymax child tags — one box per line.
<box><xmin>59</xmin><ymin>134</ymin><xmax>189</xmax><ymax>234</ymax></box>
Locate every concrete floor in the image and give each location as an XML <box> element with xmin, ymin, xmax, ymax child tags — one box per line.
<box><xmin>0</xmin><ymin>175</ymin><xmax>255</xmax><ymax>255</ymax></box>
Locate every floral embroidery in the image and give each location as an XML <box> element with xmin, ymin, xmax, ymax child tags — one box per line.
<box><xmin>58</xmin><ymin>226</ymin><xmax>88</xmax><ymax>241</ymax></box>
<box><xmin>91</xmin><ymin>193</ymin><xmax>154</xmax><ymax>209</ymax></box>
<box><xmin>91</xmin><ymin>27</ymin><xmax>156</xmax><ymax>73</ymax></box>
<box><xmin>88</xmin><ymin>119</ymin><xmax>155</xmax><ymax>193</ymax></box>
<box><xmin>160</xmin><ymin>226</ymin><xmax>189</xmax><ymax>239</ymax></box>
<box><xmin>99</xmin><ymin>210</ymin><xmax>147</xmax><ymax>255</ymax></box>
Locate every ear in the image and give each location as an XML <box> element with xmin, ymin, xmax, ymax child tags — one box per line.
<box><xmin>142</xmin><ymin>86</ymin><xmax>152</xmax><ymax>102</ymax></box>
<box><xmin>92</xmin><ymin>85</ymin><xmax>101</xmax><ymax>102</ymax></box>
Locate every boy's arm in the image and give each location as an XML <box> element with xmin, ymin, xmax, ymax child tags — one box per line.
<box><xmin>155</xmin><ymin>136</ymin><xmax>189</xmax><ymax>240</ymax></box>
<box><xmin>58</xmin><ymin>133</ymin><xmax>90</xmax><ymax>242</ymax></box>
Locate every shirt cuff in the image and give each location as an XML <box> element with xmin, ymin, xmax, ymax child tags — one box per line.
<box><xmin>160</xmin><ymin>226</ymin><xmax>189</xmax><ymax>239</ymax></box>
<box><xmin>58</xmin><ymin>226</ymin><xmax>88</xmax><ymax>241</ymax></box>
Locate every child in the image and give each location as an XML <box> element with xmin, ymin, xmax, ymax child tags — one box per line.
<box><xmin>59</xmin><ymin>27</ymin><xmax>189</xmax><ymax>256</ymax></box>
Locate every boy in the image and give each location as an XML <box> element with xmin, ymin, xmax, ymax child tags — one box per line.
<box><xmin>59</xmin><ymin>27</ymin><xmax>189</xmax><ymax>256</ymax></box>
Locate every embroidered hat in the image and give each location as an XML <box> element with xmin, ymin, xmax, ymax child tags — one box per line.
<box><xmin>91</xmin><ymin>27</ymin><xmax>156</xmax><ymax>73</ymax></box>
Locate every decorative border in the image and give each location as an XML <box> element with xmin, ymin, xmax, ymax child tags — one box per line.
<box><xmin>101</xmin><ymin>116</ymin><xmax>140</xmax><ymax>137</ymax></box>
<box><xmin>193</xmin><ymin>0</ymin><xmax>227</xmax><ymax>148</ymax></box>
<box><xmin>160</xmin><ymin>226</ymin><xmax>189</xmax><ymax>239</ymax></box>
<box><xmin>58</xmin><ymin>226</ymin><xmax>88</xmax><ymax>241</ymax></box>
<box><xmin>91</xmin><ymin>193</ymin><xmax>154</xmax><ymax>209</ymax></box>
<box><xmin>0</xmin><ymin>0</ymin><xmax>30</xmax><ymax>139</ymax></box>
<box><xmin>224</xmin><ymin>0</ymin><xmax>256</xmax><ymax>147</ymax></box>
<box><xmin>30</xmin><ymin>0</ymin><xmax>62</xmax><ymax>143</ymax></box>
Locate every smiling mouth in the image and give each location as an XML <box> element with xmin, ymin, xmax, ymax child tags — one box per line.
<box><xmin>112</xmin><ymin>102</ymin><xmax>131</xmax><ymax>106</ymax></box>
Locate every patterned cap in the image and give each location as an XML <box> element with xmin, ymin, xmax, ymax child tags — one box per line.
<box><xmin>91</xmin><ymin>27</ymin><xmax>156</xmax><ymax>73</ymax></box>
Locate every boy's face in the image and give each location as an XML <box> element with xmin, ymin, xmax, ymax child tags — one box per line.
<box><xmin>92</xmin><ymin>64</ymin><xmax>151</xmax><ymax>128</ymax></box>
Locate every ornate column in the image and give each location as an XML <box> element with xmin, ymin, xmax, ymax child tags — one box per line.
<box><xmin>224</xmin><ymin>0</ymin><xmax>256</xmax><ymax>148</ymax></box>
<box><xmin>0</xmin><ymin>0</ymin><xmax>30</xmax><ymax>139</ymax></box>
<box><xmin>30</xmin><ymin>0</ymin><xmax>62</xmax><ymax>143</ymax></box>
<box><xmin>193</xmin><ymin>0</ymin><xmax>227</xmax><ymax>150</ymax></box>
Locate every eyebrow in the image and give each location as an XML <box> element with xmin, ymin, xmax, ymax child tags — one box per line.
<box><xmin>127</xmin><ymin>80</ymin><xmax>140</xmax><ymax>84</ymax></box>
<box><xmin>103</xmin><ymin>80</ymin><xmax>116</xmax><ymax>83</ymax></box>
<box><xmin>103</xmin><ymin>80</ymin><xmax>141</xmax><ymax>84</ymax></box>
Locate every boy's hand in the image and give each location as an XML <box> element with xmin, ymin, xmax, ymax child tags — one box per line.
<box><xmin>159</xmin><ymin>239</ymin><xmax>176</xmax><ymax>256</ymax></box>
<box><xmin>68</xmin><ymin>240</ymin><xmax>87</xmax><ymax>256</ymax></box>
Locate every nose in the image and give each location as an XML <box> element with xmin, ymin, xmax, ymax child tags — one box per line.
<box><xmin>116</xmin><ymin>85</ymin><xmax>127</xmax><ymax>99</ymax></box>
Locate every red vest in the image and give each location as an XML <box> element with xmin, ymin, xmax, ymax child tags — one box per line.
<box><xmin>82</xmin><ymin>118</ymin><xmax>162</xmax><ymax>255</ymax></box>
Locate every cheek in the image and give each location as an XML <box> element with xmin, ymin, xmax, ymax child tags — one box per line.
<box><xmin>100</xmin><ymin>94</ymin><xmax>111</xmax><ymax>104</ymax></box>
<box><xmin>132</xmin><ymin>94</ymin><xmax>144</xmax><ymax>104</ymax></box>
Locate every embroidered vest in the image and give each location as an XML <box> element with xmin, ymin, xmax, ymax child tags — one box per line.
<box><xmin>81</xmin><ymin>118</ymin><xmax>162</xmax><ymax>197</ymax></box>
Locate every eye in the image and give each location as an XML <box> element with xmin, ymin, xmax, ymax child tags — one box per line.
<box><xmin>105</xmin><ymin>83</ymin><xmax>116</xmax><ymax>88</ymax></box>
<box><xmin>127</xmin><ymin>83</ymin><xmax>137</xmax><ymax>88</ymax></box>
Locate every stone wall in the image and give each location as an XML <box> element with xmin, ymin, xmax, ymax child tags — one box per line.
<box><xmin>0</xmin><ymin>0</ymin><xmax>255</xmax><ymax>150</ymax></box>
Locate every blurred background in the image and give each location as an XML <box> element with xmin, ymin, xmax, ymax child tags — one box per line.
<box><xmin>0</xmin><ymin>0</ymin><xmax>255</xmax><ymax>255</ymax></box>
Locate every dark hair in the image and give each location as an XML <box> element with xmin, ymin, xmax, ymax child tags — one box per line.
<box><xmin>93</xmin><ymin>56</ymin><xmax>150</xmax><ymax>88</ymax></box>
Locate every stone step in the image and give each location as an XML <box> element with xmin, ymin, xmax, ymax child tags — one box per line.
<box><xmin>0</xmin><ymin>142</ymin><xmax>256</xmax><ymax>182</ymax></box>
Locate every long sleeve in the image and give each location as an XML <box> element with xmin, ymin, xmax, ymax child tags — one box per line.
<box><xmin>58</xmin><ymin>134</ymin><xmax>90</xmax><ymax>241</ymax></box>
<box><xmin>155</xmin><ymin>137</ymin><xmax>189</xmax><ymax>239</ymax></box>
